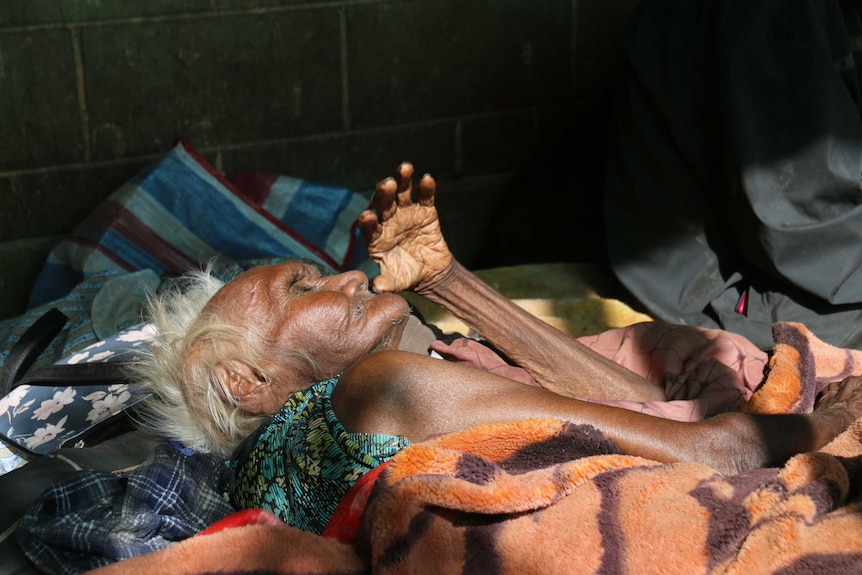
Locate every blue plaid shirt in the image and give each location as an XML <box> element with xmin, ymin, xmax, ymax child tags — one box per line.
<box><xmin>17</xmin><ymin>442</ymin><xmax>233</xmax><ymax>575</ymax></box>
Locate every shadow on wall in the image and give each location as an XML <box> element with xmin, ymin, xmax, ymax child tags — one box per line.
<box><xmin>474</xmin><ymin>92</ymin><xmax>614</xmax><ymax>270</ymax></box>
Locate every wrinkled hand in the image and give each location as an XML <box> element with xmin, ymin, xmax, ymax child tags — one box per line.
<box><xmin>358</xmin><ymin>162</ymin><xmax>453</xmax><ymax>293</ymax></box>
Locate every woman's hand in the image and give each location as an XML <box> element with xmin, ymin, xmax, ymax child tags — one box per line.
<box><xmin>358</xmin><ymin>162</ymin><xmax>453</xmax><ymax>293</ymax></box>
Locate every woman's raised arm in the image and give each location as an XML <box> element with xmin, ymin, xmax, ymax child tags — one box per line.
<box><xmin>358</xmin><ymin>163</ymin><xmax>664</xmax><ymax>402</ymax></box>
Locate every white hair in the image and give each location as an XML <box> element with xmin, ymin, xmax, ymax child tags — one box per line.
<box><xmin>133</xmin><ymin>266</ymin><xmax>315</xmax><ymax>457</ymax></box>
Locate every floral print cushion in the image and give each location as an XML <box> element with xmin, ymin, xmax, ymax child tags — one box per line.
<box><xmin>0</xmin><ymin>323</ymin><xmax>155</xmax><ymax>456</ymax></box>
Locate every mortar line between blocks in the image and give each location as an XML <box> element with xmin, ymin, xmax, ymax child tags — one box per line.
<box><xmin>339</xmin><ymin>8</ymin><xmax>351</xmax><ymax>132</ymax></box>
<box><xmin>70</xmin><ymin>26</ymin><xmax>92</xmax><ymax>162</ymax></box>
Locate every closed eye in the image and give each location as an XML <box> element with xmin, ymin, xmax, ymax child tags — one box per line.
<box><xmin>291</xmin><ymin>281</ymin><xmax>313</xmax><ymax>295</ymax></box>
<box><xmin>288</xmin><ymin>264</ymin><xmax>323</xmax><ymax>295</ymax></box>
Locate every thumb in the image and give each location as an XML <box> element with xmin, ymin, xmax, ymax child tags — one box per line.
<box><xmin>372</xmin><ymin>274</ymin><xmax>397</xmax><ymax>294</ymax></box>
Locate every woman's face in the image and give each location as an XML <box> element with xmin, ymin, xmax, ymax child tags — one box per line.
<box><xmin>208</xmin><ymin>262</ymin><xmax>410</xmax><ymax>391</ymax></box>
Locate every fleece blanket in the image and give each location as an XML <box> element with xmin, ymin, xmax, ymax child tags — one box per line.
<box><xmin>85</xmin><ymin>321</ymin><xmax>862</xmax><ymax>575</ymax></box>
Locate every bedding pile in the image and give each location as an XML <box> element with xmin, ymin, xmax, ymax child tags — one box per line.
<box><xmin>8</xmin><ymin>140</ymin><xmax>862</xmax><ymax>574</ymax></box>
<box><xmin>0</xmin><ymin>138</ymin><xmax>373</xmax><ymax>380</ymax></box>
<box><xmin>84</xmin><ymin>321</ymin><xmax>862</xmax><ymax>574</ymax></box>
<box><xmin>1</xmin><ymin>138</ymin><xmax>667</xmax><ymax>574</ymax></box>
<box><xmin>0</xmin><ymin>139</ymin><xmax>373</xmax><ymax>472</ymax></box>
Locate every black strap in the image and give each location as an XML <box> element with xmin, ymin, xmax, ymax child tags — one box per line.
<box><xmin>0</xmin><ymin>308</ymin><xmax>69</xmax><ymax>397</ymax></box>
<box><xmin>16</xmin><ymin>362</ymin><xmax>134</xmax><ymax>387</ymax></box>
<box><xmin>0</xmin><ymin>309</ymin><xmax>144</xmax><ymax>456</ymax></box>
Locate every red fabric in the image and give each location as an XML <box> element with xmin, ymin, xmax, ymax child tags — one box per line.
<box><xmin>320</xmin><ymin>460</ymin><xmax>390</xmax><ymax>544</ymax></box>
<box><xmin>223</xmin><ymin>172</ymin><xmax>280</xmax><ymax>207</ymax></box>
<box><xmin>197</xmin><ymin>508</ymin><xmax>284</xmax><ymax>537</ymax></box>
<box><xmin>195</xmin><ymin>460</ymin><xmax>389</xmax><ymax>545</ymax></box>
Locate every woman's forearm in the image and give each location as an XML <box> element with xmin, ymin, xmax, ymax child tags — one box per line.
<box><xmin>416</xmin><ymin>260</ymin><xmax>666</xmax><ymax>402</ymax></box>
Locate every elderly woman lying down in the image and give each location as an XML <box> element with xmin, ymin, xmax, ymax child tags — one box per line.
<box><xmin>136</xmin><ymin>163</ymin><xmax>862</xmax><ymax>535</ymax></box>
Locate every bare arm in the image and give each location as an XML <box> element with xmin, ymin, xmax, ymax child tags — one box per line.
<box><xmin>331</xmin><ymin>351</ymin><xmax>861</xmax><ymax>476</ymax></box>
<box><xmin>358</xmin><ymin>163</ymin><xmax>664</xmax><ymax>402</ymax></box>
<box><xmin>416</xmin><ymin>259</ymin><xmax>666</xmax><ymax>401</ymax></box>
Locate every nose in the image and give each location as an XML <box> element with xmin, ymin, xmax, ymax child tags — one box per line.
<box><xmin>327</xmin><ymin>270</ymin><xmax>368</xmax><ymax>295</ymax></box>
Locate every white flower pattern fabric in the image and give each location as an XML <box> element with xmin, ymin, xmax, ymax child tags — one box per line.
<box><xmin>0</xmin><ymin>324</ymin><xmax>155</xmax><ymax>456</ymax></box>
<box><xmin>32</xmin><ymin>388</ymin><xmax>77</xmax><ymax>421</ymax></box>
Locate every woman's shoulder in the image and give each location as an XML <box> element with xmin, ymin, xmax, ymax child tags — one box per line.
<box><xmin>328</xmin><ymin>350</ymin><xmax>443</xmax><ymax>438</ymax></box>
<box><xmin>344</xmin><ymin>349</ymin><xmax>444</xmax><ymax>387</ymax></box>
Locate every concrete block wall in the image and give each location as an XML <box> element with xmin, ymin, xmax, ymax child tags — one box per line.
<box><xmin>0</xmin><ymin>0</ymin><xmax>638</xmax><ymax>320</ymax></box>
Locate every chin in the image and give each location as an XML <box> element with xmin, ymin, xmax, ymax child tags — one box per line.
<box><xmin>376</xmin><ymin>293</ymin><xmax>411</xmax><ymax>319</ymax></box>
<box><xmin>367</xmin><ymin>334</ymin><xmax>399</xmax><ymax>355</ymax></box>
<box><xmin>379</xmin><ymin>315</ymin><xmax>409</xmax><ymax>351</ymax></box>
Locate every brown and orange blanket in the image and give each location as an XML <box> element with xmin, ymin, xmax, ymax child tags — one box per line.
<box><xmin>85</xmin><ymin>321</ymin><xmax>862</xmax><ymax>575</ymax></box>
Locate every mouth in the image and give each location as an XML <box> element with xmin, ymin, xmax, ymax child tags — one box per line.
<box><xmin>354</xmin><ymin>292</ymin><xmax>410</xmax><ymax>324</ymax></box>
<box><xmin>355</xmin><ymin>293</ymin><xmax>376</xmax><ymax>317</ymax></box>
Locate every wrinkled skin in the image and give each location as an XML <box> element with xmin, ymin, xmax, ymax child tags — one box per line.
<box><xmin>359</xmin><ymin>162</ymin><xmax>667</xmax><ymax>403</ymax></box>
<box><xmin>201</xmin><ymin>163</ymin><xmax>862</xmax><ymax>477</ymax></box>
<box><xmin>198</xmin><ymin>262</ymin><xmax>410</xmax><ymax>414</ymax></box>
<box><xmin>359</xmin><ymin>162</ymin><xmax>452</xmax><ymax>294</ymax></box>
<box><xmin>346</xmin><ymin>162</ymin><xmax>862</xmax><ymax>475</ymax></box>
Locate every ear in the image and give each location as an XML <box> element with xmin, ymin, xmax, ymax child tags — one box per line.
<box><xmin>216</xmin><ymin>360</ymin><xmax>268</xmax><ymax>402</ymax></box>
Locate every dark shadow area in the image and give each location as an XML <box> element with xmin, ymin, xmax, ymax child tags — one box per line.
<box><xmin>529</xmin><ymin>0</ymin><xmax>862</xmax><ymax>349</ymax></box>
<box><xmin>473</xmin><ymin>91</ymin><xmax>615</xmax><ymax>270</ymax></box>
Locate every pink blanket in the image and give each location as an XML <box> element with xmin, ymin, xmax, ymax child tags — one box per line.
<box><xmin>433</xmin><ymin>321</ymin><xmax>770</xmax><ymax>420</ymax></box>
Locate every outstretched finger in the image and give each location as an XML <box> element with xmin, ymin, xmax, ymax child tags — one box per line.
<box><xmin>396</xmin><ymin>162</ymin><xmax>415</xmax><ymax>207</ymax></box>
<box><xmin>373</xmin><ymin>177</ymin><xmax>398</xmax><ymax>221</ymax></box>
<box><xmin>418</xmin><ymin>174</ymin><xmax>436</xmax><ymax>207</ymax></box>
<box><xmin>357</xmin><ymin>209</ymin><xmax>379</xmax><ymax>245</ymax></box>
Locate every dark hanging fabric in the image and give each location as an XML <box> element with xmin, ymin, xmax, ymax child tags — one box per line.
<box><xmin>605</xmin><ymin>0</ymin><xmax>862</xmax><ymax>349</ymax></box>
